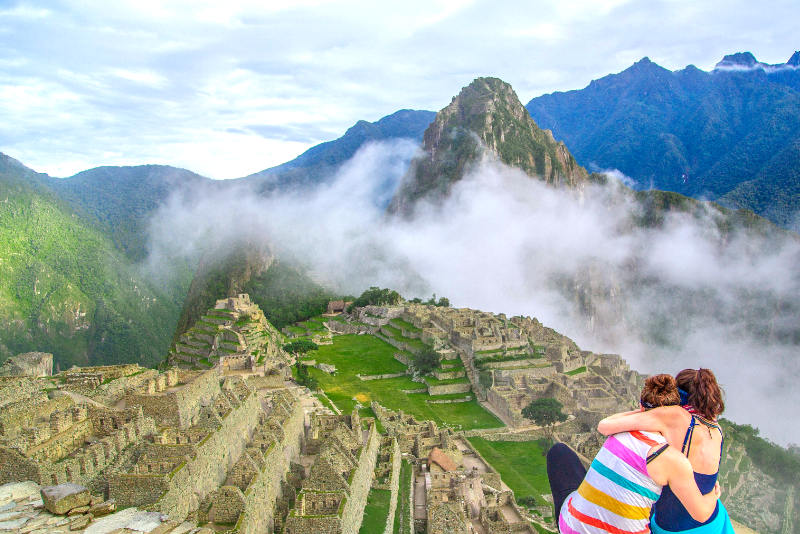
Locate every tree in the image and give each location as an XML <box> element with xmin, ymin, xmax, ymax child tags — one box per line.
<box><xmin>294</xmin><ymin>360</ymin><xmax>318</xmax><ymax>390</ymax></box>
<box><xmin>351</xmin><ymin>286</ymin><xmax>402</xmax><ymax>309</ymax></box>
<box><xmin>413</xmin><ymin>347</ymin><xmax>439</xmax><ymax>375</ymax></box>
<box><xmin>522</xmin><ymin>397</ymin><xmax>567</xmax><ymax>432</ymax></box>
<box><xmin>283</xmin><ymin>339</ymin><xmax>319</xmax><ymax>355</ymax></box>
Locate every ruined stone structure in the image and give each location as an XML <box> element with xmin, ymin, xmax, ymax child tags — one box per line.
<box><xmin>384</xmin><ymin>304</ymin><xmax>644</xmax><ymax>429</ymax></box>
<box><xmin>284</xmin><ymin>409</ymin><xmax>381</xmax><ymax>534</ymax></box>
<box><xmin>371</xmin><ymin>403</ymin><xmax>534</xmax><ymax>534</ymax></box>
<box><xmin>0</xmin><ymin>353</ymin><xmax>315</xmax><ymax>533</ymax></box>
<box><xmin>168</xmin><ymin>294</ymin><xmax>289</xmax><ymax>377</ymax></box>
<box><xmin>0</xmin><ymin>351</ymin><xmax>53</xmax><ymax>377</ymax></box>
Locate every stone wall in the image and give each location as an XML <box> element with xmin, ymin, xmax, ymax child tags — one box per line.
<box><xmin>327</xmin><ymin>321</ymin><xmax>375</xmax><ymax>335</ymax></box>
<box><xmin>426</xmin><ymin>396</ymin><xmax>472</xmax><ymax>404</ymax></box>
<box><xmin>383</xmin><ymin>438</ymin><xmax>402</xmax><ymax>534</ymax></box>
<box><xmin>154</xmin><ymin>391</ymin><xmax>261</xmax><ymax>520</ymax></box>
<box><xmin>233</xmin><ymin>393</ymin><xmax>305</xmax><ymax>534</ymax></box>
<box><xmin>357</xmin><ymin>372</ymin><xmax>407</xmax><ymax>381</ymax></box>
<box><xmin>374</xmin><ymin>332</ymin><xmax>421</xmax><ymax>355</ymax></box>
<box><xmin>394</xmin><ymin>352</ymin><xmax>413</xmax><ymax>366</ymax></box>
<box><xmin>340</xmin><ymin>422</ymin><xmax>380</xmax><ymax>534</ymax></box>
<box><xmin>2</xmin><ymin>410</ymin><xmax>156</xmax><ymax>487</ymax></box>
<box><xmin>0</xmin><ymin>376</ymin><xmax>39</xmax><ymax>408</ymax></box>
<box><xmin>244</xmin><ymin>373</ymin><xmax>286</xmax><ymax>390</ymax></box>
<box><xmin>0</xmin><ymin>394</ymin><xmax>72</xmax><ymax>437</ymax></box>
<box><xmin>427</xmin><ymin>382</ymin><xmax>471</xmax><ymax>396</ymax></box>
<box><xmin>90</xmin><ymin>369</ymin><xmax>159</xmax><ymax>405</ymax></box>
<box><xmin>126</xmin><ymin>368</ymin><xmax>221</xmax><ymax>428</ymax></box>
<box><xmin>110</xmin><ymin>387</ymin><xmax>262</xmax><ymax>519</ymax></box>
<box><xmin>0</xmin><ymin>352</ymin><xmax>53</xmax><ymax>377</ymax></box>
<box><xmin>284</xmin><ymin>515</ymin><xmax>341</xmax><ymax>534</ymax></box>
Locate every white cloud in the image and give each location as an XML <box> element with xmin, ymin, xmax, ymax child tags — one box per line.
<box><xmin>0</xmin><ymin>0</ymin><xmax>798</xmax><ymax>177</ymax></box>
<box><xmin>146</xmin><ymin>143</ymin><xmax>800</xmax><ymax>445</ymax></box>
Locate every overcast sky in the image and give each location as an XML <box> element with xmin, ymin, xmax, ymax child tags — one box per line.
<box><xmin>1</xmin><ymin>0</ymin><xmax>798</xmax><ymax>179</ymax></box>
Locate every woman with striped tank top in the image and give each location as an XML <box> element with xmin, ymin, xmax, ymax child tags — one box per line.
<box><xmin>547</xmin><ymin>374</ymin><xmax>720</xmax><ymax>534</ymax></box>
<box><xmin>597</xmin><ymin>369</ymin><xmax>734</xmax><ymax>533</ymax></box>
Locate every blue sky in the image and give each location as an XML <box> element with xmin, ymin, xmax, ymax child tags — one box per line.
<box><xmin>1</xmin><ymin>0</ymin><xmax>798</xmax><ymax>178</ymax></box>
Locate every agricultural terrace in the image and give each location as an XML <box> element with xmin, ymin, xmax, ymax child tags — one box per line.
<box><xmin>301</xmin><ymin>334</ymin><xmax>502</xmax><ymax>430</ymax></box>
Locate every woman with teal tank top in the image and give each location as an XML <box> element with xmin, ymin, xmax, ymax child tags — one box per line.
<box><xmin>598</xmin><ymin>368</ymin><xmax>734</xmax><ymax>533</ymax></box>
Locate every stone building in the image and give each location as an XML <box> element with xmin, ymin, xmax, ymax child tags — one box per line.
<box><xmin>283</xmin><ymin>409</ymin><xmax>380</xmax><ymax>534</ymax></box>
<box><xmin>0</xmin><ymin>351</ymin><xmax>53</xmax><ymax>377</ymax></box>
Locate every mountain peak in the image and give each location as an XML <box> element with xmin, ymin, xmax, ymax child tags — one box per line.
<box><xmin>715</xmin><ymin>51</ymin><xmax>759</xmax><ymax>70</ymax></box>
<box><xmin>388</xmin><ymin>77</ymin><xmax>588</xmax><ymax>215</ymax></box>
<box><xmin>788</xmin><ymin>51</ymin><xmax>800</xmax><ymax>67</ymax></box>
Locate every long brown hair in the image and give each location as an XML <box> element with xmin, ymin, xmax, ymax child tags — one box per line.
<box><xmin>676</xmin><ymin>368</ymin><xmax>724</xmax><ymax>420</ymax></box>
<box><xmin>641</xmin><ymin>373</ymin><xmax>681</xmax><ymax>408</ymax></box>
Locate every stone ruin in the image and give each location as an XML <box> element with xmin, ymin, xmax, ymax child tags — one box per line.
<box><xmin>283</xmin><ymin>409</ymin><xmax>380</xmax><ymax>534</ymax></box>
<box><xmin>0</xmin><ymin>347</ymin><xmax>392</xmax><ymax>534</ymax></box>
<box><xmin>350</xmin><ymin>302</ymin><xmax>644</xmax><ymax>434</ymax></box>
<box><xmin>371</xmin><ymin>402</ymin><xmax>535</xmax><ymax>534</ymax></box>
<box><xmin>168</xmin><ymin>294</ymin><xmax>289</xmax><ymax>380</ymax></box>
<box><xmin>0</xmin><ymin>351</ymin><xmax>53</xmax><ymax>377</ymax></box>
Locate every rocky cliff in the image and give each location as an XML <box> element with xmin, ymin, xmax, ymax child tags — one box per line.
<box><xmin>388</xmin><ymin>77</ymin><xmax>589</xmax><ymax>215</ymax></box>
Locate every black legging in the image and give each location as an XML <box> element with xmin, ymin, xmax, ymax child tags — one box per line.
<box><xmin>547</xmin><ymin>443</ymin><xmax>587</xmax><ymax>527</ymax></box>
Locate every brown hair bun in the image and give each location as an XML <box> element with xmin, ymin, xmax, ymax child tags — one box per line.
<box><xmin>641</xmin><ymin>373</ymin><xmax>680</xmax><ymax>408</ymax></box>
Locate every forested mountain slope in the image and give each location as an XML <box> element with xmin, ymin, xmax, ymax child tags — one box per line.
<box><xmin>0</xmin><ymin>153</ymin><xmax>179</xmax><ymax>368</ymax></box>
<box><xmin>526</xmin><ymin>52</ymin><xmax>800</xmax><ymax>228</ymax></box>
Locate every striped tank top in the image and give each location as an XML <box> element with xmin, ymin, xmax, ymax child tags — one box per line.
<box><xmin>559</xmin><ymin>430</ymin><xmax>667</xmax><ymax>534</ymax></box>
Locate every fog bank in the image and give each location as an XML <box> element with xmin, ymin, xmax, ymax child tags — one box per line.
<box><xmin>147</xmin><ymin>140</ymin><xmax>800</xmax><ymax>445</ymax></box>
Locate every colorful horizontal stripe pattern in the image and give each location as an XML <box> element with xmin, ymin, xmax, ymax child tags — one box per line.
<box><xmin>559</xmin><ymin>431</ymin><xmax>666</xmax><ymax>534</ymax></box>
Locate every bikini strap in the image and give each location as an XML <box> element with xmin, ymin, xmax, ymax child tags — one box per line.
<box><xmin>646</xmin><ymin>443</ymin><xmax>670</xmax><ymax>464</ymax></box>
<box><xmin>681</xmin><ymin>415</ymin><xmax>696</xmax><ymax>455</ymax></box>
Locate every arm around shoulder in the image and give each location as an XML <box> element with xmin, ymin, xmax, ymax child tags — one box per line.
<box><xmin>597</xmin><ymin>406</ymin><xmax>679</xmax><ymax>436</ymax></box>
<box><xmin>656</xmin><ymin>448</ymin><xmax>719</xmax><ymax>523</ymax></box>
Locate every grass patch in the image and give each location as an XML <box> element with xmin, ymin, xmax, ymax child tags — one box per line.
<box><xmin>381</xmin><ymin>325</ymin><xmax>428</xmax><ymax>351</ymax></box>
<box><xmin>423</xmin><ymin>375</ymin><xmax>469</xmax><ymax>386</ymax></box>
<box><xmin>359</xmin><ymin>488</ymin><xmax>391</xmax><ymax>533</ymax></box>
<box><xmin>390</xmin><ymin>318</ymin><xmax>422</xmax><ymax>333</ymax></box>
<box><xmin>467</xmin><ymin>438</ymin><xmax>551</xmax><ymax>506</ymax></box>
<box><xmin>359</xmin><ymin>405</ymin><xmax>386</xmax><ymax>434</ymax></box>
<box><xmin>315</xmin><ymin>392</ymin><xmax>338</xmax><ymax>413</ymax></box>
<box><xmin>306</xmin><ymin>335</ymin><xmax>501</xmax><ymax>430</ymax></box>
<box><xmin>565</xmin><ymin>366</ymin><xmax>587</xmax><ymax>376</ymax></box>
<box><xmin>394</xmin><ymin>461</ymin><xmax>412</xmax><ymax>534</ymax></box>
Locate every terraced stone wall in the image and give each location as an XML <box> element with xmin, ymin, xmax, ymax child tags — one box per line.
<box><xmin>234</xmin><ymin>394</ymin><xmax>304</xmax><ymax>534</ymax></box>
<box><xmin>340</xmin><ymin>422</ymin><xmax>380</xmax><ymax>533</ymax></box>
<box><xmin>153</xmin><ymin>390</ymin><xmax>262</xmax><ymax>520</ymax></box>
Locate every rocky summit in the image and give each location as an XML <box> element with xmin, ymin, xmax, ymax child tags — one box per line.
<box><xmin>388</xmin><ymin>77</ymin><xmax>589</xmax><ymax>215</ymax></box>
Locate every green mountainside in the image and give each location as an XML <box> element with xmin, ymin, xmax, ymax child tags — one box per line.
<box><xmin>242</xmin><ymin>108</ymin><xmax>435</xmax><ymax>193</ymax></box>
<box><xmin>0</xmin><ymin>154</ymin><xmax>180</xmax><ymax>369</ymax></box>
<box><xmin>389</xmin><ymin>77</ymin><xmax>589</xmax><ymax>214</ymax></box>
<box><xmin>48</xmin><ymin>165</ymin><xmax>213</xmax><ymax>262</ymax></box>
<box><xmin>525</xmin><ymin>52</ymin><xmax>800</xmax><ymax>228</ymax></box>
<box><xmin>172</xmin><ymin>242</ymin><xmax>334</xmax><ymax>346</ymax></box>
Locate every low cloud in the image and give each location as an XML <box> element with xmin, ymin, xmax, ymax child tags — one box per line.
<box><xmin>147</xmin><ymin>140</ymin><xmax>800</xmax><ymax>445</ymax></box>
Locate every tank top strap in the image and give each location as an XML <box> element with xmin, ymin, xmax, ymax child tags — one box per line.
<box><xmin>681</xmin><ymin>415</ymin><xmax>696</xmax><ymax>455</ymax></box>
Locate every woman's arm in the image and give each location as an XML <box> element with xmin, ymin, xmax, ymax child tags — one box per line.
<box><xmin>597</xmin><ymin>406</ymin><xmax>678</xmax><ymax>436</ymax></box>
<box><xmin>661</xmin><ymin>450</ymin><xmax>720</xmax><ymax>522</ymax></box>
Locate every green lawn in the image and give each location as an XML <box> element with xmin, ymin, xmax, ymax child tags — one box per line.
<box><xmin>359</xmin><ymin>488</ymin><xmax>391</xmax><ymax>533</ymax></box>
<box><xmin>467</xmin><ymin>438</ymin><xmax>551</xmax><ymax>506</ymax></box>
<box><xmin>394</xmin><ymin>461</ymin><xmax>412</xmax><ymax>534</ymax></box>
<box><xmin>390</xmin><ymin>318</ymin><xmax>422</xmax><ymax>333</ymax></box>
<box><xmin>305</xmin><ymin>335</ymin><xmax>501</xmax><ymax>430</ymax></box>
<box><xmin>565</xmin><ymin>366</ymin><xmax>587</xmax><ymax>376</ymax></box>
